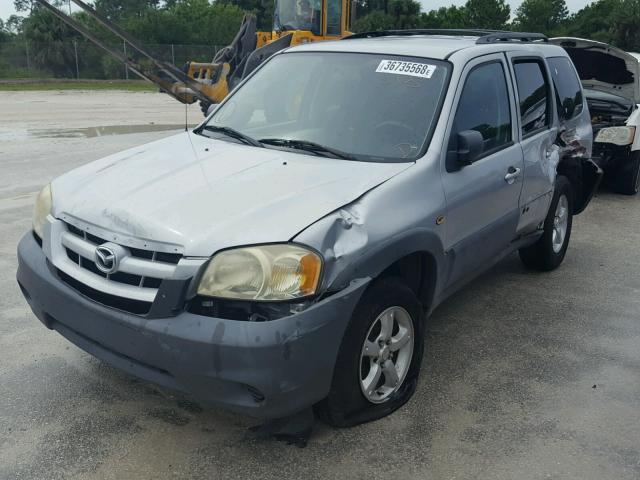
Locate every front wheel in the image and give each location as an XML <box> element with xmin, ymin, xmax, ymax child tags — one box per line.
<box><xmin>519</xmin><ymin>175</ymin><xmax>573</xmax><ymax>271</ymax></box>
<box><xmin>315</xmin><ymin>277</ymin><xmax>424</xmax><ymax>427</ymax></box>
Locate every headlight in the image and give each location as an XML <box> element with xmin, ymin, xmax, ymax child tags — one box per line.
<box><xmin>32</xmin><ymin>183</ymin><xmax>52</xmax><ymax>239</ymax></box>
<box><xmin>197</xmin><ymin>244</ymin><xmax>322</xmax><ymax>301</ymax></box>
<box><xmin>595</xmin><ymin>126</ymin><xmax>636</xmax><ymax>146</ymax></box>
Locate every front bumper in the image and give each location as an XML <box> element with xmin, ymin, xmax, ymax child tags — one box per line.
<box><xmin>17</xmin><ymin>232</ymin><xmax>369</xmax><ymax>419</ymax></box>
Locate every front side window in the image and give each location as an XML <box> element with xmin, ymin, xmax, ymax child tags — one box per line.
<box><xmin>547</xmin><ymin>56</ymin><xmax>583</xmax><ymax>120</ymax></box>
<box><xmin>203</xmin><ymin>52</ymin><xmax>451</xmax><ymax>162</ymax></box>
<box><xmin>513</xmin><ymin>60</ymin><xmax>550</xmax><ymax>135</ymax></box>
<box><xmin>449</xmin><ymin>61</ymin><xmax>512</xmax><ymax>155</ymax></box>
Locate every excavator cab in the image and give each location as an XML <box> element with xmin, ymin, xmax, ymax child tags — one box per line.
<box><xmin>184</xmin><ymin>0</ymin><xmax>353</xmax><ymax>113</ymax></box>
<box><xmin>271</xmin><ymin>0</ymin><xmax>351</xmax><ymax>39</ymax></box>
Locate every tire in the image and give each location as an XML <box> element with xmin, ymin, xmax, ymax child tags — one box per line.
<box><xmin>612</xmin><ymin>151</ymin><xmax>640</xmax><ymax>195</ymax></box>
<box><xmin>519</xmin><ymin>175</ymin><xmax>573</xmax><ymax>271</ymax></box>
<box><xmin>315</xmin><ymin>277</ymin><xmax>424</xmax><ymax>427</ymax></box>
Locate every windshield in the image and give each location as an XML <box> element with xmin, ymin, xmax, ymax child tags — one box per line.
<box><xmin>203</xmin><ymin>52</ymin><xmax>451</xmax><ymax>162</ymax></box>
<box><xmin>274</xmin><ymin>0</ymin><xmax>321</xmax><ymax>34</ymax></box>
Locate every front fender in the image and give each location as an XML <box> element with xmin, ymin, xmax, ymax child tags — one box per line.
<box><xmin>293</xmin><ymin>202</ymin><xmax>447</xmax><ymax>303</ymax></box>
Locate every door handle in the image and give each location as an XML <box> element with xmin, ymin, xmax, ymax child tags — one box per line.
<box><xmin>504</xmin><ymin>167</ymin><xmax>521</xmax><ymax>184</ymax></box>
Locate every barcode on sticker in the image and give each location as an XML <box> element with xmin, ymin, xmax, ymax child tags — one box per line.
<box><xmin>376</xmin><ymin>60</ymin><xmax>436</xmax><ymax>78</ymax></box>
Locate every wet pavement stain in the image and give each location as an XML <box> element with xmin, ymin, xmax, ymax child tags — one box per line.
<box><xmin>31</xmin><ymin>124</ymin><xmax>189</xmax><ymax>139</ymax></box>
<box><xmin>0</xmin><ymin>124</ymin><xmax>191</xmax><ymax>141</ymax></box>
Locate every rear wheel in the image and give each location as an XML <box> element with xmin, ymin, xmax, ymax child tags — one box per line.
<box><xmin>315</xmin><ymin>277</ymin><xmax>424</xmax><ymax>427</ymax></box>
<box><xmin>519</xmin><ymin>175</ymin><xmax>573</xmax><ymax>271</ymax></box>
<box><xmin>612</xmin><ymin>151</ymin><xmax>640</xmax><ymax>195</ymax></box>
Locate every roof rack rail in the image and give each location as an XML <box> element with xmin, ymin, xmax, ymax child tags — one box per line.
<box><xmin>343</xmin><ymin>29</ymin><xmax>548</xmax><ymax>44</ymax></box>
<box><xmin>476</xmin><ymin>31</ymin><xmax>548</xmax><ymax>43</ymax></box>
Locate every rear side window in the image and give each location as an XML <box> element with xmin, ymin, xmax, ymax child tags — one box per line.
<box><xmin>547</xmin><ymin>56</ymin><xmax>583</xmax><ymax>120</ymax></box>
<box><xmin>513</xmin><ymin>60</ymin><xmax>550</xmax><ymax>135</ymax></box>
<box><xmin>450</xmin><ymin>62</ymin><xmax>512</xmax><ymax>155</ymax></box>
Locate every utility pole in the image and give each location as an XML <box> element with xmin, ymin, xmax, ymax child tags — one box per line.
<box><xmin>25</xmin><ymin>41</ymin><xmax>30</xmax><ymax>72</ymax></box>
<box><xmin>73</xmin><ymin>40</ymin><xmax>80</xmax><ymax>80</ymax></box>
<box><xmin>123</xmin><ymin>41</ymin><xmax>129</xmax><ymax>80</ymax></box>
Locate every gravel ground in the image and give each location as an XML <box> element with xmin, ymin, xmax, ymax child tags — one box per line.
<box><xmin>1</xmin><ymin>90</ymin><xmax>639</xmax><ymax>480</ymax></box>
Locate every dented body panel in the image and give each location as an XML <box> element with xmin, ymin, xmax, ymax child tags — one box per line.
<box><xmin>17</xmin><ymin>34</ymin><xmax>598</xmax><ymax>420</ymax></box>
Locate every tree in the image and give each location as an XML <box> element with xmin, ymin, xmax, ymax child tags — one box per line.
<box><xmin>387</xmin><ymin>0</ymin><xmax>421</xmax><ymax>28</ymax></box>
<box><xmin>465</xmin><ymin>0</ymin><xmax>510</xmax><ymax>29</ymax></box>
<box><xmin>513</xmin><ymin>0</ymin><xmax>569</xmax><ymax>34</ymax></box>
<box><xmin>93</xmin><ymin>0</ymin><xmax>160</xmax><ymax>21</ymax></box>
<box><xmin>352</xmin><ymin>10</ymin><xmax>395</xmax><ymax>31</ymax></box>
<box><xmin>21</xmin><ymin>5</ymin><xmax>81</xmax><ymax>76</ymax></box>
<box><xmin>609</xmin><ymin>0</ymin><xmax>640</xmax><ymax>51</ymax></box>
<box><xmin>557</xmin><ymin>0</ymin><xmax>639</xmax><ymax>50</ymax></box>
<box><xmin>420</xmin><ymin>0</ymin><xmax>509</xmax><ymax>30</ymax></box>
<box><xmin>419</xmin><ymin>5</ymin><xmax>467</xmax><ymax>29</ymax></box>
<box><xmin>5</xmin><ymin>15</ymin><xmax>24</xmax><ymax>34</ymax></box>
<box><xmin>0</xmin><ymin>20</ymin><xmax>7</xmax><ymax>43</ymax></box>
<box><xmin>353</xmin><ymin>0</ymin><xmax>420</xmax><ymax>31</ymax></box>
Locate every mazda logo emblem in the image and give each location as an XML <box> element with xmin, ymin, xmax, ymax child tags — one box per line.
<box><xmin>95</xmin><ymin>245</ymin><xmax>118</xmax><ymax>274</ymax></box>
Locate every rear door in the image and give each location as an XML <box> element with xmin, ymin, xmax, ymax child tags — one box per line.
<box><xmin>506</xmin><ymin>54</ymin><xmax>558</xmax><ymax>234</ymax></box>
<box><xmin>441</xmin><ymin>54</ymin><xmax>524</xmax><ymax>288</ymax></box>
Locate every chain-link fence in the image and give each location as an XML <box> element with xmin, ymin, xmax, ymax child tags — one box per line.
<box><xmin>0</xmin><ymin>40</ymin><xmax>224</xmax><ymax>80</ymax></box>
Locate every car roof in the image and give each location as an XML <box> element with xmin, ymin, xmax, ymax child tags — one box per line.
<box><xmin>288</xmin><ymin>33</ymin><xmax>567</xmax><ymax>61</ymax></box>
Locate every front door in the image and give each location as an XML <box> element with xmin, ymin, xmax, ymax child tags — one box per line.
<box><xmin>441</xmin><ymin>54</ymin><xmax>524</xmax><ymax>288</ymax></box>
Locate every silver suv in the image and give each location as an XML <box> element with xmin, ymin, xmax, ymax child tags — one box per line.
<box><xmin>17</xmin><ymin>30</ymin><xmax>601</xmax><ymax>428</ymax></box>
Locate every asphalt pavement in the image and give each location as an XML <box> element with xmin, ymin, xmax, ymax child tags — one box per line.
<box><xmin>1</xmin><ymin>90</ymin><xmax>639</xmax><ymax>480</ymax></box>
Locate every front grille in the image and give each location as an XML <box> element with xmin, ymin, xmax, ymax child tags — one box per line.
<box><xmin>57</xmin><ymin>221</ymin><xmax>183</xmax><ymax>315</ymax></box>
<box><xmin>63</xmin><ymin>222</ymin><xmax>181</xmax><ymax>290</ymax></box>
<box><xmin>57</xmin><ymin>269</ymin><xmax>152</xmax><ymax>315</ymax></box>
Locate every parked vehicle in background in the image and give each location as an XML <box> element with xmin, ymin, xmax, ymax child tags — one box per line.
<box><xmin>551</xmin><ymin>38</ymin><xmax>640</xmax><ymax>195</ymax></box>
<box><xmin>17</xmin><ymin>31</ymin><xmax>600</xmax><ymax>428</ymax></box>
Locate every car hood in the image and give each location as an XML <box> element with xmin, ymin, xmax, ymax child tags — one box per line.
<box><xmin>550</xmin><ymin>37</ymin><xmax>640</xmax><ymax>104</ymax></box>
<box><xmin>51</xmin><ymin>132</ymin><xmax>412</xmax><ymax>256</ymax></box>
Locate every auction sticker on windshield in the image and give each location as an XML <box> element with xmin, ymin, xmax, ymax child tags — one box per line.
<box><xmin>376</xmin><ymin>60</ymin><xmax>436</xmax><ymax>79</ymax></box>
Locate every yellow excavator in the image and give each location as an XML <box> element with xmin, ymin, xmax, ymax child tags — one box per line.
<box><xmin>35</xmin><ymin>0</ymin><xmax>354</xmax><ymax>114</ymax></box>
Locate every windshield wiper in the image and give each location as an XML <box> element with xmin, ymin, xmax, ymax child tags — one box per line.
<box><xmin>259</xmin><ymin>138</ymin><xmax>355</xmax><ymax>160</ymax></box>
<box><xmin>198</xmin><ymin>125</ymin><xmax>264</xmax><ymax>148</ymax></box>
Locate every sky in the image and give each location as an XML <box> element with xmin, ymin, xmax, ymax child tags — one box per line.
<box><xmin>0</xmin><ymin>0</ymin><xmax>593</xmax><ymax>23</ymax></box>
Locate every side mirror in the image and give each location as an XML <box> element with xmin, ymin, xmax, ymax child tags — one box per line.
<box><xmin>456</xmin><ymin>130</ymin><xmax>484</xmax><ymax>166</ymax></box>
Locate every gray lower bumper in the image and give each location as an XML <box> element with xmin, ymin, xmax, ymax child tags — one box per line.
<box><xmin>16</xmin><ymin>232</ymin><xmax>369</xmax><ymax>419</ymax></box>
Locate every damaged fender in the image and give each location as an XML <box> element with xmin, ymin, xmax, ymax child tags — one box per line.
<box><xmin>294</xmin><ymin>168</ymin><xmax>447</xmax><ymax>312</ymax></box>
<box><xmin>557</xmin><ymin>128</ymin><xmax>603</xmax><ymax>215</ymax></box>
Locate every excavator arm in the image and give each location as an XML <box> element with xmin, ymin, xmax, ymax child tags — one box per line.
<box><xmin>33</xmin><ymin>0</ymin><xmax>220</xmax><ymax>105</ymax></box>
<box><xmin>36</xmin><ymin>0</ymin><xmax>353</xmax><ymax>115</ymax></box>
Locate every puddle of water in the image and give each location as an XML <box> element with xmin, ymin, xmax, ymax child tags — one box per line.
<box><xmin>0</xmin><ymin>124</ymin><xmax>193</xmax><ymax>141</ymax></box>
<box><xmin>31</xmin><ymin>124</ymin><xmax>190</xmax><ymax>138</ymax></box>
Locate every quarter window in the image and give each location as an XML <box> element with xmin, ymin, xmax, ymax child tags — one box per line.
<box><xmin>547</xmin><ymin>56</ymin><xmax>583</xmax><ymax>120</ymax></box>
<box><xmin>450</xmin><ymin>62</ymin><xmax>512</xmax><ymax>157</ymax></box>
<box><xmin>513</xmin><ymin>60</ymin><xmax>550</xmax><ymax>135</ymax></box>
